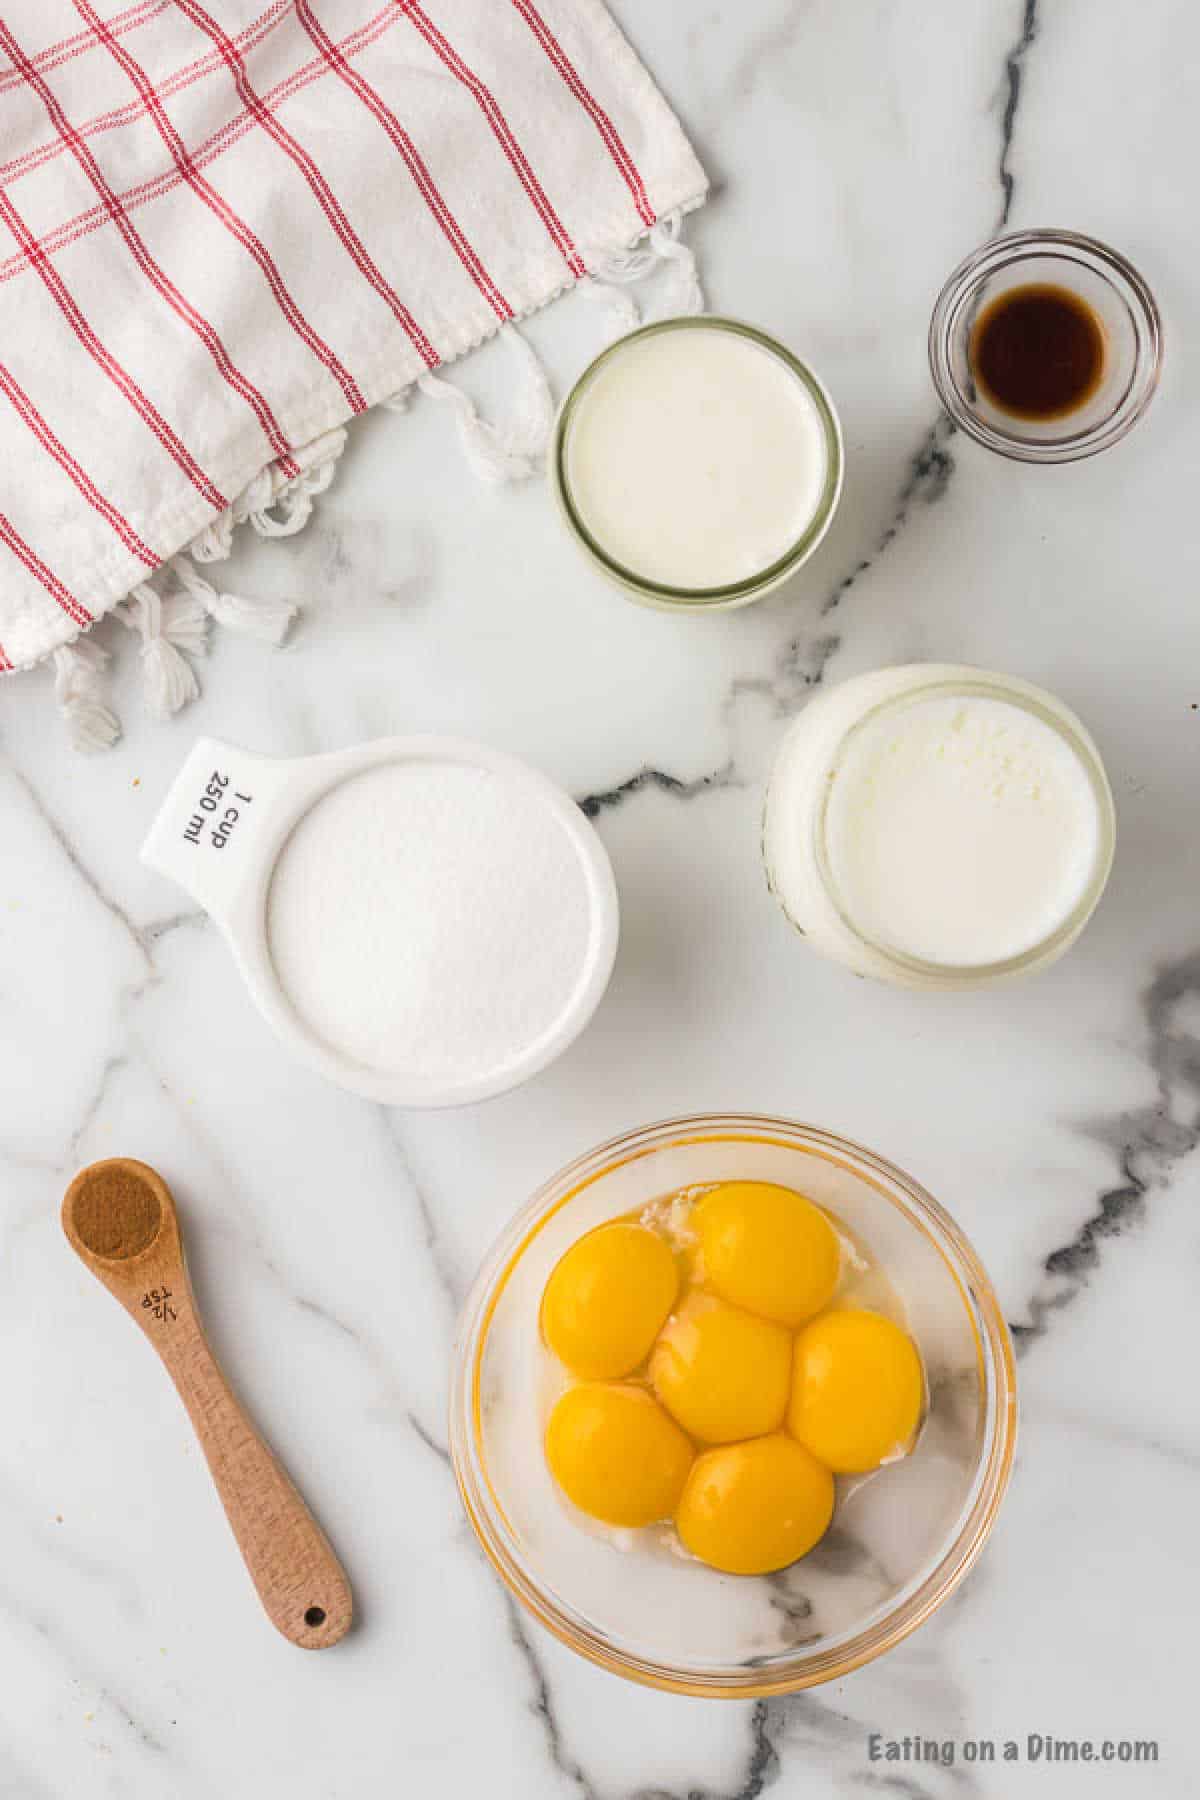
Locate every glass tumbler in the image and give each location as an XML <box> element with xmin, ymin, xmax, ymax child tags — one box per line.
<box><xmin>552</xmin><ymin>317</ymin><xmax>844</xmax><ymax>610</ymax></box>
<box><xmin>762</xmin><ymin>664</ymin><xmax>1116</xmax><ymax>990</ymax></box>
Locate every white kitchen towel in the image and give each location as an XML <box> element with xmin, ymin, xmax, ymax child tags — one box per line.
<box><xmin>0</xmin><ymin>0</ymin><xmax>707</xmax><ymax>739</ymax></box>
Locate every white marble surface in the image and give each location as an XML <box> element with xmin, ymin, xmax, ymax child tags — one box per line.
<box><xmin>3</xmin><ymin>1</ymin><xmax>1200</xmax><ymax>1794</ymax></box>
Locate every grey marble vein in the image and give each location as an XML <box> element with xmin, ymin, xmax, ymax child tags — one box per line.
<box><xmin>821</xmin><ymin>419</ymin><xmax>957</xmax><ymax>624</ymax></box>
<box><xmin>996</xmin><ymin>0</ymin><xmax>1040</xmax><ymax>230</ymax></box>
<box><xmin>721</xmin><ymin>1</ymin><xmax>809</xmax><ymax>108</ymax></box>
<box><xmin>0</xmin><ymin>772</ymin><xmax>202</xmax><ymax>925</ymax></box>
<box><xmin>0</xmin><ymin>1479</ymin><xmax>146</xmax><ymax>1643</ymax></box>
<box><xmin>140</xmin><ymin>909</ymin><xmax>207</xmax><ymax>948</ymax></box>
<box><xmin>578</xmin><ymin>759</ymin><xmax>739</xmax><ymax>818</ymax></box>
<box><xmin>406</xmin><ymin>1410</ymin><xmax>451</xmax><ymax>1465</ymax></box>
<box><xmin>499</xmin><ymin>1582</ymin><xmax>792</xmax><ymax>1800</ymax></box>
<box><xmin>765</xmin><ymin>1694</ymin><xmax>890</xmax><ymax>1796</ymax></box>
<box><xmin>1043</xmin><ymin>1408</ymin><xmax>1200</xmax><ymax>1475</ymax></box>
<box><xmin>0</xmin><ymin>1576</ymin><xmax>168</xmax><ymax>1759</ymax></box>
<box><xmin>578</xmin><ymin>414</ymin><xmax>960</xmax><ymax>822</ymax></box>
<box><xmin>727</xmin><ymin>1701</ymin><xmax>781</xmax><ymax>1800</ymax></box>
<box><xmin>734</xmin><ymin>415</ymin><xmax>960</xmax><ymax>722</ymax></box>
<box><xmin>1012</xmin><ymin>949</ymin><xmax>1200</xmax><ymax>1349</ymax></box>
<box><xmin>633</xmin><ymin>1699</ymin><xmax>785</xmax><ymax>1800</ymax></box>
<box><xmin>502</xmin><ymin>1592</ymin><xmax>599</xmax><ymax>1800</ymax></box>
<box><xmin>0</xmin><ymin>764</ymin><xmax>201</xmax><ymax>984</ymax></box>
<box><xmin>66</xmin><ymin>1052</ymin><xmax>130</xmax><ymax>1169</ymax></box>
<box><xmin>661</xmin><ymin>1698</ymin><xmax>781</xmax><ymax>1800</ymax></box>
<box><xmin>290</xmin><ymin>1285</ymin><xmax>447</xmax><ymax>1457</ymax></box>
<box><xmin>2</xmin><ymin>763</ymin><xmax>151</xmax><ymax>975</ymax></box>
<box><xmin>378</xmin><ymin>1106</ymin><xmax>467</xmax><ymax>1309</ymax></box>
<box><xmin>70</xmin><ymin>1064</ymin><xmax>420</xmax><ymax>1438</ymax></box>
<box><xmin>230</xmin><ymin>1234</ymin><xmax>427</xmax><ymax>1442</ymax></box>
<box><xmin>0</xmin><ymin>761</ymin><xmax>208</xmax><ymax>1178</ymax></box>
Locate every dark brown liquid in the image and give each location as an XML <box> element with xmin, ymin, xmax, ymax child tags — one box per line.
<box><xmin>970</xmin><ymin>283</ymin><xmax>1105</xmax><ymax>421</ymax></box>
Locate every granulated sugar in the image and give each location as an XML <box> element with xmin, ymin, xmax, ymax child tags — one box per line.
<box><xmin>266</xmin><ymin>759</ymin><xmax>597</xmax><ymax>1084</ymax></box>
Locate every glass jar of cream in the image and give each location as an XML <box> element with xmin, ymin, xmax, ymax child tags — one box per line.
<box><xmin>552</xmin><ymin>317</ymin><xmax>843</xmax><ymax>610</ymax></box>
<box><xmin>762</xmin><ymin>665</ymin><xmax>1115</xmax><ymax>989</ymax></box>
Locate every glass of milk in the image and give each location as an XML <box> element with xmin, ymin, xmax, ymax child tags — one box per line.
<box><xmin>553</xmin><ymin>318</ymin><xmax>843</xmax><ymax>609</ymax></box>
<box><xmin>762</xmin><ymin>665</ymin><xmax>1116</xmax><ymax>989</ymax></box>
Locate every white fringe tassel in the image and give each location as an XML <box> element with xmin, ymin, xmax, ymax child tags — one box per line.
<box><xmin>188</xmin><ymin>427</ymin><xmax>348</xmax><ymax>563</ymax></box>
<box><xmin>648</xmin><ymin>212</ymin><xmax>704</xmax><ymax>317</ymax></box>
<box><xmin>52</xmin><ymin>640</ymin><xmax>120</xmax><ymax>753</ymax></box>
<box><xmin>576</xmin><ymin>271</ymin><xmax>641</xmax><ymax>343</ymax></box>
<box><xmin>49</xmin><ymin>429</ymin><xmax>338</xmax><ymax>746</ymax></box>
<box><xmin>412</xmin><ymin>323</ymin><xmax>553</xmax><ymax>485</ymax></box>
<box><xmin>170</xmin><ymin>555</ymin><xmax>297</xmax><ymax>646</ymax></box>
<box><xmin>579</xmin><ymin>238</ymin><xmax>654</xmax><ymax>342</ymax></box>
<box><xmin>580</xmin><ymin>208</ymin><xmax>705</xmax><ymax>342</ymax></box>
<box><xmin>116</xmin><ymin>582</ymin><xmax>206</xmax><ymax>720</ymax></box>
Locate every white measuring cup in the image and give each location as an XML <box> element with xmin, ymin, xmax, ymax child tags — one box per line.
<box><xmin>142</xmin><ymin>736</ymin><xmax>619</xmax><ymax>1107</ymax></box>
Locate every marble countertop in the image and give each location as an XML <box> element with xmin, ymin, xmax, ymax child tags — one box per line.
<box><xmin>3</xmin><ymin>1</ymin><xmax>1199</xmax><ymax>1794</ymax></box>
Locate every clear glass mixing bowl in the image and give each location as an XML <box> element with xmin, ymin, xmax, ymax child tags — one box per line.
<box><xmin>450</xmin><ymin>1114</ymin><xmax>1017</xmax><ymax>1695</ymax></box>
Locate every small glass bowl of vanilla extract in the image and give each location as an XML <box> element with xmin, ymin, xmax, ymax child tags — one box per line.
<box><xmin>929</xmin><ymin>228</ymin><xmax>1162</xmax><ymax>462</ymax></box>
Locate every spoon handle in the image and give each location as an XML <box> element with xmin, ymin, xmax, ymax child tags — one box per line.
<box><xmin>62</xmin><ymin>1160</ymin><xmax>352</xmax><ymax>1650</ymax></box>
<box><xmin>153</xmin><ymin>1300</ymin><xmax>353</xmax><ymax>1650</ymax></box>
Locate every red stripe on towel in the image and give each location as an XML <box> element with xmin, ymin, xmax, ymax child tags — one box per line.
<box><xmin>294</xmin><ymin>0</ymin><xmax>508</xmax><ymax>330</ymax></box>
<box><xmin>508</xmin><ymin>0</ymin><xmax>655</xmax><ymax>226</ymax></box>
<box><xmin>400</xmin><ymin>2</ymin><xmax>585</xmax><ymax>279</ymax></box>
<box><xmin>0</xmin><ymin>361</ymin><xmax>158</xmax><ymax>566</ymax></box>
<box><xmin>0</xmin><ymin>183</ymin><xmax>226</xmax><ymax>511</ymax></box>
<box><xmin>0</xmin><ymin>10</ymin><xmax>402</xmax><ymax>286</ymax></box>
<box><xmin>0</xmin><ymin>513</ymin><xmax>93</xmax><ymax>628</ymax></box>
<box><xmin>0</xmin><ymin>0</ymin><xmax>166</xmax><ymax>95</ymax></box>
<box><xmin>172</xmin><ymin>0</ymin><xmax>445</xmax><ymax>363</ymax></box>
<box><xmin>69</xmin><ymin>0</ymin><xmax>367</xmax><ymax>422</ymax></box>
<box><xmin>4</xmin><ymin>11</ymin><xmax>305</xmax><ymax>474</ymax></box>
<box><xmin>1</xmin><ymin>3</ymin><xmax>290</xmax><ymax>189</ymax></box>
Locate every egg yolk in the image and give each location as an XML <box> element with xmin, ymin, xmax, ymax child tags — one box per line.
<box><xmin>676</xmin><ymin>1433</ymin><xmax>834</xmax><ymax>1575</ymax></box>
<box><xmin>650</xmin><ymin>1292</ymin><xmax>791</xmax><ymax>1443</ymax></box>
<box><xmin>545</xmin><ymin>1383</ymin><xmax>694</xmax><ymax>1528</ymax></box>
<box><xmin>541</xmin><ymin>1222</ymin><xmax>679</xmax><ymax>1379</ymax></box>
<box><xmin>696</xmin><ymin>1181</ymin><xmax>841</xmax><ymax>1326</ymax></box>
<box><xmin>789</xmin><ymin>1309</ymin><xmax>924</xmax><ymax>1473</ymax></box>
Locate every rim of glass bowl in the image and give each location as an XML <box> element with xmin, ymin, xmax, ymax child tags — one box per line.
<box><xmin>928</xmin><ymin>228</ymin><xmax>1163</xmax><ymax>463</ymax></box>
<box><xmin>810</xmin><ymin>674</ymin><xmax>1117</xmax><ymax>988</ymax></box>
<box><xmin>449</xmin><ymin>1112</ymin><xmax>1018</xmax><ymax>1697</ymax></box>
<box><xmin>551</xmin><ymin>317</ymin><xmax>845</xmax><ymax>610</ymax></box>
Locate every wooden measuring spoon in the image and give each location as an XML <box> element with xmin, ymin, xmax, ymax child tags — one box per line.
<box><xmin>62</xmin><ymin>1157</ymin><xmax>352</xmax><ymax>1649</ymax></box>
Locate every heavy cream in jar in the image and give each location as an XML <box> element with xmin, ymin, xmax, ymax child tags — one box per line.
<box><xmin>763</xmin><ymin>664</ymin><xmax>1115</xmax><ymax>988</ymax></box>
<box><xmin>554</xmin><ymin>319</ymin><xmax>842</xmax><ymax>606</ymax></box>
